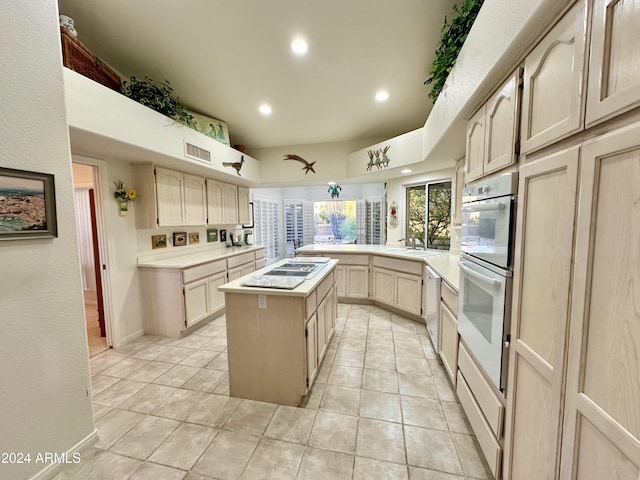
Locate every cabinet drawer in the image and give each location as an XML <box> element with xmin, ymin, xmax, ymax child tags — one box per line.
<box><xmin>227</xmin><ymin>251</ymin><xmax>255</xmax><ymax>269</ymax></box>
<box><xmin>305</xmin><ymin>291</ymin><xmax>317</xmax><ymax>320</ymax></box>
<box><xmin>316</xmin><ymin>271</ymin><xmax>334</xmax><ymax>303</ymax></box>
<box><xmin>255</xmin><ymin>259</ymin><xmax>266</xmax><ymax>270</ymax></box>
<box><xmin>458</xmin><ymin>343</ymin><xmax>504</xmax><ymax>437</ymax></box>
<box><xmin>441</xmin><ymin>280</ymin><xmax>458</xmax><ymax>317</ymax></box>
<box><xmin>182</xmin><ymin>259</ymin><xmax>226</xmax><ymax>284</ymax></box>
<box><xmin>457</xmin><ymin>371</ymin><xmax>502</xmax><ymax>479</ymax></box>
<box><xmin>323</xmin><ymin>253</ymin><xmax>368</xmax><ymax>266</ymax></box>
<box><xmin>254</xmin><ymin>248</ymin><xmax>266</xmax><ymax>260</ymax></box>
<box><xmin>373</xmin><ymin>255</ymin><xmax>422</xmax><ymax>275</ymax></box>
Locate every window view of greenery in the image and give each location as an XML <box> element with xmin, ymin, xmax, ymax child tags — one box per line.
<box><xmin>314</xmin><ymin>201</ymin><xmax>357</xmax><ymax>243</ymax></box>
<box><xmin>406</xmin><ymin>181</ymin><xmax>451</xmax><ymax>250</ymax></box>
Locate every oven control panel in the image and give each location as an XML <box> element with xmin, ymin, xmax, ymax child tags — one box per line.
<box><xmin>463</xmin><ymin>172</ymin><xmax>518</xmax><ymax>203</ymax></box>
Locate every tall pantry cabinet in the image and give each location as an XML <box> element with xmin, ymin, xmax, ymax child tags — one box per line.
<box><xmin>503</xmin><ymin>0</ymin><xmax>640</xmax><ymax>478</ymax></box>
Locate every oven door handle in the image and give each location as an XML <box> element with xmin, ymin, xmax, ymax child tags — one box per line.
<box><xmin>459</xmin><ymin>262</ymin><xmax>501</xmax><ymax>288</ymax></box>
<box><xmin>461</xmin><ymin>202</ymin><xmax>507</xmax><ymax>212</ymax></box>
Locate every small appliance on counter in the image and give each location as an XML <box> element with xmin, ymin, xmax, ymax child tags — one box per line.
<box><xmin>244</xmin><ymin>230</ymin><xmax>254</xmax><ymax>245</ymax></box>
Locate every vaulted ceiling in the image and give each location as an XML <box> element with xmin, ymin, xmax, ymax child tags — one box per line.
<box><xmin>58</xmin><ymin>0</ymin><xmax>457</xmax><ymax>150</ymax></box>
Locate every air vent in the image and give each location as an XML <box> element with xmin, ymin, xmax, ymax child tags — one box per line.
<box><xmin>184</xmin><ymin>141</ymin><xmax>211</xmax><ymax>163</ymax></box>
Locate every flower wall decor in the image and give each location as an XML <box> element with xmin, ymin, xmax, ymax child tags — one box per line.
<box><xmin>114</xmin><ymin>180</ymin><xmax>137</xmax><ymax>216</ymax></box>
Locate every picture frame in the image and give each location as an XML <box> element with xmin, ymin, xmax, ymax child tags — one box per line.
<box><xmin>242</xmin><ymin>201</ymin><xmax>254</xmax><ymax>228</ymax></box>
<box><xmin>189</xmin><ymin>232</ymin><xmax>199</xmax><ymax>244</ymax></box>
<box><xmin>207</xmin><ymin>228</ymin><xmax>218</xmax><ymax>242</ymax></box>
<box><xmin>188</xmin><ymin>111</ymin><xmax>230</xmax><ymax>146</ymax></box>
<box><xmin>220</xmin><ymin>229</ymin><xmax>227</xmax><ymax>242</ymax></box>
<box><xmin>151</xmin><ymin>234</ymin><xmax>167</xmax><ymax>249</ymax></box>
<box><xmin>0</xmin><ymin>167</ymin><xmax>57</xmax><ymax>240</ymax></box>
<box><xmin>173</xmin><ymin>231</ymin><xmax>187</xmax><ymax>246</ymax></box>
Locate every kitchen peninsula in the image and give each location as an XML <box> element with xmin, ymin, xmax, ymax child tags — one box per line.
<box><xmin>219</xmin><ymin>258</ymin><xmax>338</xmax><ymax>406</ymax></box>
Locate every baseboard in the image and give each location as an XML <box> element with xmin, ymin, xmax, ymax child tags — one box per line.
<box><xmin>119</xmin><ymin>329</ymin><xmax>145</xmax><ymax>346</ymax></box>
<box><xmin>30</xmin><ymin>429</ymin><xmax>98</xmax><ymax>480</ymax></box>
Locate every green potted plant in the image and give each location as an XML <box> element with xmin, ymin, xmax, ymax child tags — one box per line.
<box><xmin>425</xmin><ymin>0</ymin><xmax>484</xmax><ymax>102</ymax></box>
<box><xmin>121</xmin><ymin>76</ymin><xmax>195</xmax><ymax>127</ymax></box>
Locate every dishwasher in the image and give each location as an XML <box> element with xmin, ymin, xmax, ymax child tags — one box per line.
<box><xmin>424</xmin><ymin>266</ymin><xmax>442</xmax><ymax>351</ymax></box>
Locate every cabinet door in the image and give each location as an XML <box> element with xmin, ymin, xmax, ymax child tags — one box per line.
<box><xmin>521</xmin><ymin>1</ymin><xmax>586</xmax><ymax>153</ymax></box>
<box><xmin>206</xmin><ymin>179</ymin><xmax>224</xmax><ymax>225</ymax></box>
<box><xmin>465</xmin><ymin>105</ymin><xmax>486</xmax><ymax>182</ymax></box>
<box><xmin>183</xmin><ymin>173</ymin><xmax>207</xmax><ymax>226</ymax></box>
<box><xmin>208</xmin><ymin>272</ymin><xmax>227</xmax><ymax>315</ymax></box>
<box><xmin>156</xmin><ymin>167</ymin><xmax>184</xmax><ymax>227</ymax></box>
<box><xmin>237</xmin><ymin>186</ymin><xmax>251</xmax><ymax>225</ymax></box>
<box><xmin>255</xmin><ymin>258</ymin><xmax>266</xmax><ymax>270</ymax></box>
<box><xmin>345</xmin><ymin>266</ymin><xmax>369</xmax><ymax>299</ymax></box>
<box><xmin>227</xmin><ymin>267</ymin><xmax>243</xmax><ymax>281</ymax></box>
<box><xmin>324</xmin><ymin>287</ymin><xmax>336</xmax><ymax>344</ymax></box>
<box><xmin>439</xmin><ymin>302</ymin><xmax>459</xmax><ymax>386</ymax></box>
<box><xmin>316</xmin><ymin>297</ymin><xmax>327</xmax><ymax>363</ymax></box>
<box><xmin>241</xmin><ymin>263</ymin><xmax>255</xmax><ymax>277</ymax></box>
<box><xmin>395</xmin><ymin>272</ymin><xmax>422</xmax><ymax>316</ymax></box>
<box><xmin>184</xmin><ymin>279</ymin><xmax>209</xmax><ymax>328</ymax></box>
<box><xmin>586</xmin><ymin>0</ymin><xmax>640</xmax><ymax>126</ymax></box>
<box><xmin>334</xmin><ymin>265</ymin><xmax>346</xmax><ymax>297</ymax></box>
<box><xmin>223</xmin><ymin>183</ymin><xmax>239</xmax><ymax>225</ymax></box>
<box><xmin>503</xmin><ymin>147</ymin><xmax>579</xmax><ymax>480</ymax></box>
<box><xmin>306</xmin><ymin>315</ymin><xmax>318</xmax><ymax>389</ymax></box>
<box><xmin>452</xmin><ymin>157</ymin><xmax>465</xmax><ymax>226</ymax></box>
<box><xmin>484</xmin><ymin>70</ymin><xmax>520</xmax><ymax>175</ymax></box>
<box><xmin>560</xmin><ymin>123</ymin><xmax>640</xmax><ymax>479</ymax></box>
<box><xmin>372</xmin><ymin>268</ymin><xmax>394</xmax><ymax>304</ymax></box>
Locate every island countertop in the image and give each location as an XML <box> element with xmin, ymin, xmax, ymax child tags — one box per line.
<box><xmin>218</xmin><ymin>258</ymin><xmax>339</xmax><ymax>297</ymax></box>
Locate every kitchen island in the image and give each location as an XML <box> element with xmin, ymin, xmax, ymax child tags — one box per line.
<box><xmin>219</xmin><ymin>258</ymin><xmax>338</xmax><ymax>406</ymax></box>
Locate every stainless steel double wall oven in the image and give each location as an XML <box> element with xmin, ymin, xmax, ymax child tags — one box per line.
<box><xmin>458</xmin><ymin>172</ymin><xmax>518</xmax><ymax>393</ymax></box>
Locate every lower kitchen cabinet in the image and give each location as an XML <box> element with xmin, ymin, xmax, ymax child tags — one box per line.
<box><xmin>372</xmin><ymin>255</ymin><xmax>422</xmax><ymax>317</ymax></box>
<box><xmin>439</xmin><ymin>302</ymin><xmax>458</xmax><ymax>386</ymax></box>
<box><xmin>184</xmin><ymin>278</ymin><xmax>210</xmax><ymax>328</ymax></box>
<box><xmin>325</xmin><ymin>254</ymin><xmax>369</xmax><ymax>300</ymax></box>
<box><xmin>306</xmin><ymin>313</ymin><xmax>318</xmax><ymax>386</ymax></box>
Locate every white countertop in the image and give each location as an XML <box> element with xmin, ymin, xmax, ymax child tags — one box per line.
<box><xmin>296</xmin><ymin>244</ymin><xmax>460</xmax><ymax>291</ymax></box>
<box><xmin>218</xmin><ymin>259</ymin><xmax>338</xmax><ymax>297</ymax></box>
<box><xmin>137</xmin><ymin>245</ymin><xmax>264</xmax><ymax>269</ymax></box>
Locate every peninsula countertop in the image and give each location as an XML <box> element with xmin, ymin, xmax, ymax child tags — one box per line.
<box><xmin>296</xmin><ymin>244</ymin><xmax>460</xmax><ymax>291</ymax></box>
<box><xmin>218</xmin><ymin>258</ymin><xmax>339</xmax><ymax>297</ymax></box>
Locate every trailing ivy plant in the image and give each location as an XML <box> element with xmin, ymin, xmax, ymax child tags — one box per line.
<box><xmin>425</xmin><ymin>0</ymin><xmax>484</xmax><ymax>102</ymax></box>
<box><xmin>121</xmin><ymin>76</ymin><xmax>195</xmax><ymax>127</ymax></box>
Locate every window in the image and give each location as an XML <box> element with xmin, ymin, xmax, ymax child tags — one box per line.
<box><xmin>406</xmin><ymin>181</ymin><xmax>451</xmax><ymax>250</ymax></box>
<box><xmin>253</xmin><ymin>196</ymin><xmax>281</xmax><ymax>263</ymax></box>
<box><xmin>313</xmin><ymin>200</ymin><xmax>357</xmax><ymax>244</ymax></box>
<box><xmin>284</xmin><ymin>200</ymin><xmax>313</xmax><ymax>256</ymax></box>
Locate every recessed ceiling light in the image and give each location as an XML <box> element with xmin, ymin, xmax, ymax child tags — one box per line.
<box><xmin>375</xmin><ymin>90</ymin><xmax>389</xmax><ymax>102</ymax></box>
<box><xmin>291</xmin><ymin>38</ymin><xmax>308</xmax><ymax>55</ymax></box>
<box><xmin>401</xmin><ymin>169</ymin><xmax>412</xmax><ymax>174</ymax></box>
<box><xmin>259</xmin><ymin>104</ymin><xmax>272</xmax><ymax>116</ymax></box>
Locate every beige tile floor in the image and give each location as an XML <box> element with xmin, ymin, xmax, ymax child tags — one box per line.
<box><xmin>55</xmin><ymin>304</ymin><xmax>492</xmax><ymax>480</ymax></box>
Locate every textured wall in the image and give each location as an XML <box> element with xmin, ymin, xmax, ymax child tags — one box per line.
<box><xmin>0</xmin><ymin>1</ymin><xmax>94</xmax><ymax>478</ymax></box>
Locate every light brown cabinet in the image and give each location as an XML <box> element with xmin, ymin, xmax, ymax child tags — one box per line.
<box><xmin>520</xmin><ymin>0</ymin><xmax>587</xmax><ymax>154</ymax></box>
<box><xmin>465</xmin><ymin>70</ymin><xmax>521</xmax><ymax>182</ymax></box>
<box><xmin>206</xmin><ymin>179</ymin><xmax>249</xmax><ymax>226</ymax></box>
<box><xmin>451</xmin><ymin>156</ymin><xmax>465</xmax><ymax>226</ymax></box>
<box><xmin>586</xmin><ymin>0</ymin><xmax>640</xmax><ymax>126</ymax></box>
<box><xmin>133</xmin><ymin>165</ymin><xmax>207</xmax><ymax>228</ymax></box>
<box><xmin>503</xmin><ymin>146</ymin><xmax>579</xmax><ymax>480</ymax></box>
<box><xmin>439</xmin><ymin>302</ymin><xmax>458</xmax><ymax>386</ymax></box>
<box><xmin>238</xmin><ymin>186</ymin><xmax>251</xmax><ymax>225</ymax></box>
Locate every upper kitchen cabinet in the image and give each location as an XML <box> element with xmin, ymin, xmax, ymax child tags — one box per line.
<box><xmin>586</xmin><ymin>0</ymin><xmax>640</xmax><ymax>126</ymax></box>
<box><xmin>465</xmin><ymin>70</ymin><xmax>522</xmax><ymax>183</ymax></box>
<box><xmin>451</xmin><ymin>156</ymin><xmax>465</xmax><ymax>226</ymax></box>
<box><xmin>133</xmin><ymin>165</ymin><xmax>207</xmax><ymax>228</ymax></box>
<box><xmin>520</xmin><ymin>0</ymin><xmax>587</xmax><ymax>154</ymax></box>
<box><xmin>206</xmin><ymin>180</ymin><xmax>249</xmax><ymax>226</ymax></box>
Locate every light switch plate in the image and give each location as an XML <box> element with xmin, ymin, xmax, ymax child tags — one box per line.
<box><xmin>257</xmin><ymin>295</ymin><xmax>267</xmax><ymax>309</ymax></box>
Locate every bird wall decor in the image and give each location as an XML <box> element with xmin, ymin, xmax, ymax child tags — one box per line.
<box><xmin>328</xmin><ymin>184</ymin><xmax>341</xmax><ymax>198</ymax></box>
<box><xmin>283</xmin><ymin>154</ymin><xmax>316</xmax><ymax>174</ymax></box>
<box><xmin>222</xmin><ymin>155</ymin><xmax>244</xmax><ymax>176</ymax></box>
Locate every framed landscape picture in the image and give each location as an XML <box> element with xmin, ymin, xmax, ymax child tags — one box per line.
<box><xmin>0</xmin><ymin>167</ymin><xmax>57</xmax><ymax>240</ymax></box>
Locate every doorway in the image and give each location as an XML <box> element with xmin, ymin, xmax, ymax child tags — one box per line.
<box><xmin>72</xmin><ymin>163</ymin><xmax>111</xmax><ymax>356</ymax></box>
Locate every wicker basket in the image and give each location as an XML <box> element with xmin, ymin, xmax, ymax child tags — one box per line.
<box><xmin>60</xmin><ymin>27</ymin><xmax>122</xmax><ymax>92</ymax></box>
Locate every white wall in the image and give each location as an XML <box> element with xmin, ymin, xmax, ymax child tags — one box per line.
<box><xmin>249</xmin><ymin>138</ymin><xmax>384</xmax><ymax>185</ymax></box>
<box><xmin>0</xmin><ymin>1</ymin><xmax>95</xmax><ymax>478</ymax></box>
<box><xmin>385</xmin><ymin>168</ymin><xmax>454</xmax><ymax>246</ymax></box>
